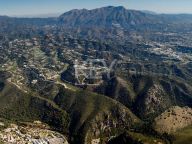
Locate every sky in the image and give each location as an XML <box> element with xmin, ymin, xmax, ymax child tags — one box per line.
<box><xmin>0</xmin><ymin>0</ymin><xmax>192</xmax><ymax>17</ymax></box>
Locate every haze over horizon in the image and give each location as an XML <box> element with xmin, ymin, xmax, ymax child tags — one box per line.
<box><xmin>0</xmin><ymin>0</ymin><xmax>192</xmax><ymax>17</ymax></box>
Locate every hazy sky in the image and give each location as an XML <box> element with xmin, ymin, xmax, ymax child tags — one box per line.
<box><xmin>1</xmin><ymin>0</ymin><xmax>192</xmax><ymax>16</ymax></box>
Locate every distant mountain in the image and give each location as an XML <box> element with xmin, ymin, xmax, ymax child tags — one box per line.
<box><xmin>1</xmin><ymin>6</ymin><xmax>192</xmax><ymax>33</ymax></box>
<box><xmin>1</xmin><ymin>6</ymin><xmax>192</xmax><ymax>30</ymax></box>
<box><xmin>58</xmin><ymin>6</ymin><xmax>192</xmax><ymax>29</ymax></box>
<box><xmin>141</xmin><ymin>10</ymin><xmax>158</xmax><ymax>15</ymax></box>
<box><xmin>58</xmin><ymin>6</ymin><xmax>163</xmax><ymax>28</ymax></box>
<box><xmin>11</xmin><ymin>13</ymin><xmax>61</xmax><ymax>18</ymax></box>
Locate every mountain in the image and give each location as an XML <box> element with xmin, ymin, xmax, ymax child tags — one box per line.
<box><xmin>58</xmin><ymin>6</ymin><xmax>163</xmax><ymax>28</ymax></box>
<box><xmin>1</xmin><ymin>6</ymin><xmax>192</xmax><ymax>144</ymax></box>
<box><xmin>0</xmin><ymin>71</ymin><xmax>142</xmax><ymax>144</ymax></box>
<box><xmin>58</xmin><ymin>6</ymin><xmax>192</xmax><ymax>29</ymax></box>
<box><xmin>1</xmin><ymin>6</ymin><xmax>192</xmax><ymax>30</ymax></box>
<box><xmin>142</xmin><ymin>10</ymin><xmax>158</xmax><ymax>15</ymax></box>
<box><xmin>1</xmin><ymin>6</ymin><xmax>192</xmax><ymax>40</ymax></box>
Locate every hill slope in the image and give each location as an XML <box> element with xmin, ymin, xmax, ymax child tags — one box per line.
<box><xmin>0</xmin><ymin>72</ymin><xmax>142</xmax><ymax>144</ymax></box>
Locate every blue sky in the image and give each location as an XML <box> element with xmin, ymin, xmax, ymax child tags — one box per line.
<box><xmin>1</xmin><ymin>0</ymin><xmax>192</xmax><ymax>16</ymax></box>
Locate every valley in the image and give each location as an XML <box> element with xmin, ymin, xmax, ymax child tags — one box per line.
<box><xmin>0</xmin><ymin>6</ymin><xmax>192</xmax><ymax>144</ymax></box>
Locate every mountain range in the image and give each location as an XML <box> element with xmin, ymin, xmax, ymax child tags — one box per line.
<box><xmin>1</xmin><ymin>6</ymin><xmax>192</xmax><ymax>28</ymax></box>
<box><xmin>0</xmin><ymin>6</ymin><xmax>192</xmax><ymax>144</ymax></box>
